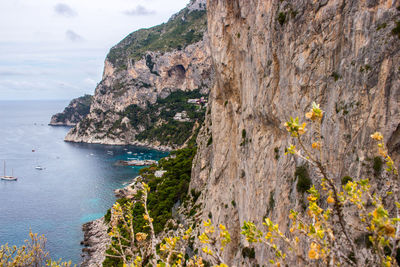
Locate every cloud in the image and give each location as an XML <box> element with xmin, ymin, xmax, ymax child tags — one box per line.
<box><xmin>123</xmin><ymin>5</ymin><xmax>155</xmax><ymax>16</ymax></box>
<box><xmin>66</xmin><ymin>30</ymin><xmax>84</xmax><ymax>42</ymax></box>
<box><xmin>54</xmin><ymin>3</ymin><xmax>77</xmax><ymax>17</ymax></box>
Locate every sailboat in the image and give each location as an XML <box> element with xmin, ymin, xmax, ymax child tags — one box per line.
<box><xmin>1</xmin><ymin>161</ymin><xmax>17</xmax><ymax>181</ymax></box>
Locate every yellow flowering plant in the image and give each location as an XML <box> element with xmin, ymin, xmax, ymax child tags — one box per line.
<box><xmin>0</xmin><ymin>230</ymin><xmax>73</xmax><ymax>267</ymax></box>
<box><xmin>250</xmin><ymin>102</ymin><xmax>400</xmax><ymax>266</ymax></box>
<box><xmin>105</xmin><ymin>181</ymin><xmax>210</xmax><ymax>267</ymax></box>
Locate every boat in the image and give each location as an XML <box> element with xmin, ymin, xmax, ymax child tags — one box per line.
<box><xmin>35</xmin><ymin>166</ymin><xmax>43</xmax><ymax>170</ymax></box>
<box><xmin>127</xmin><ymin>151</ymin><xmax>132</xmax><ymax>154</ymax></box>
<box><xmin>1</xmin><ymin>161</ymin><xmax>17</xmax><ymax>181</ymax></box>
<box><xmin>107</xmin><ymin>151</ymin><xmax>113</xmax><ymax>155</ymax></box>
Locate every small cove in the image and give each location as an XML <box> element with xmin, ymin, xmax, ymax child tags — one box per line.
<box><xmin>0</xmin><ymin>100</ymin><xmax>168</xmax><ymax>264</ymax></box>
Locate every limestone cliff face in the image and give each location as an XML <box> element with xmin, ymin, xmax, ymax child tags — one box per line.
<box><xmin>49</xmin><ymin>95</ymin><xmax>92</xmax><ymax>126</ymax></box>
<box><xmin>65</xmin><ymin>2</ymin><xmax>212</xmax><ymax>150</ymax></box>
<box><xmin>191</xmin><ymin>0</ymin><xmax>400</xmax><ymax>265</ymax></box>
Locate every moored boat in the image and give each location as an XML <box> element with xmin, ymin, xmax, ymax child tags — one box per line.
<box><xmin>1</xmin><ymin>161</ymin><xmax>17</xmax><ymax>181</ymax></box>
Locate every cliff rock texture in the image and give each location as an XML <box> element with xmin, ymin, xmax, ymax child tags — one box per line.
<box><xmin>65</xmin><ymin>0</ymin><xmax>212</xmax><ymax>150</ymax></box>
<box><xmin>49</xmin><ymin>95</ymin><xmax>92</xmax><ymax>126</ymax></box>
<box><xmin>190</xmin><ymin>0</ymin><xmax>400</xmax><ymax>265</ymax></box>
<box><xmin>81</xmin><ymin>218</ymin><xmax>110</xmax><ymax>267</ymax></box>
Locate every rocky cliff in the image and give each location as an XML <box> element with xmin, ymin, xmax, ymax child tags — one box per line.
<box><xmin>190</xmin><ymin>0</ymin><xmax>400</xmax><ymax>265</ymax></box>
<box><xmin>49</xmin><ymin>94</ymin><xmax>92</xmax><ymax>126</ymax></box>
<box><xmin>65</xmin><ymin>0</ymin><xmax>212</xmax><ymax>150</ymax></box>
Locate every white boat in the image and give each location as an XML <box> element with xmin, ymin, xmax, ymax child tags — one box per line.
<box><xmin>127</xmin><ymin>151</ymin><xmax>132</xmax><ymax>154</ymax></box>
<box><xmin>107</xmin><ymin>151</ymin><xmax>113</xmax><ymax>155</ymax></box>
<box><xmin>1</xmin><ymin>161</ymin><xmax>17</xmax><ymax>181</ymax></box>
<box><xmin>35</xmin><ymin>166</ymin><xmax>43</xmax><ymax>170</ymax></box>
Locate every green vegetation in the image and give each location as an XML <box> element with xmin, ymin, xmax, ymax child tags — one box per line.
<box><xmin>143</xmin><ymin>147</ymin><xmax>197</xmax><ymax>233</ymax></box>
<box><xmin>341</xmin><ymin>176</ymin><xmax>353</xmax><ymax>185</ymax></box>
<box><xmin>392</xmin><ymin>21</ymin><xmax>400</xmax><ymax>39</ymax></box>
<box><xmin>295</xmin><ymin>165</ymin><xmax>312</xmax><ymax>193</ymax></box>
<box><xmin>331</xmin><ymin>71</ymin><xmax>341</xmax><ymax>81</ymax></box>
<box><xmin>143</xmin><ymin>148</ymin><xmax>195</xmax><ymax>233</ymax></box>
<box><xmin>137</xmin><ymin>121</ymin><xmax>195</xmax><ymax>146</ymax></box>
<box><xmin>274</xmin><ymin>147</ymin><xmax>280</xmax><ymax>160</ymax></box>
<box><xmin>277</xmin><ymin>12</ymin><xmax>286</xmax><ymax>26</ymax></box>
<box><xmin>240</xmin><ymin>129</ymin><xmax>250</xmax><ymax>146</ymax></box>
<box><xmin>107</xmin><ymin>9</ymin><xmax>207</xmax><ymax>68</ymax></box>
<box><xmin>242</xmin><ymin>247</ymin><xmax>256</xmax><ymax>259</ymax></box>
<box><xmin>207</xmin><ymin>136</ymin><xmax>213</xmax><ymax>146</ymax></box>
<box><xmin>373</xmin><ymin>156</ymin><xmax>383</xmax><ymax>176</ymax></box>
<box><xmin>242</xmin><ymin>129</ymin><xmax>247</xmax><ymax>139</ymax></box>
<box><xmin>360</xmin><ymin>64</ymin><xmax>371</xmax><ymax>73</ymax></box>
<box><xmin>267</xmin><ymin>191</ymin><xmax>275</xmax><ymax>215</ymax></box>
<box><xmin>377</xmin><ymin>23</ymin><xmax>387</xmax><ymax>30</ymax></box>
<box><xmin>103</xmin><ymin>146</ymin><xmax>196</xmax><ymax>266</ymax></box>
<box><xmin>119</xmin><ymin>89</ymin><xmax>207</xmax><ymax>146</ymax></box>
<box><xmin>53</xmin><ymin>94</ymin><xmax>92</xmax><ymax>123</ymax></box>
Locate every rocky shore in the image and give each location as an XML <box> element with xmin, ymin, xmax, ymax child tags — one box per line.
<box><xmin>114</xmin><ymin>159</ymin><xmax>157</xmax><ymax>166</ymax></box>
<box><xmin>80</xmin><ymin>178</ymin><xmax>141</xmax><ymax>266</ymax></box>
<box><xmin>64</xmin><ymin>138</ymin><xmax>174</xmax><ymax>152</ymax></box>
<box><xmin>81</xmin><ymin>218</ymin><xmax>110</xmax><ymax>267</ymax></box>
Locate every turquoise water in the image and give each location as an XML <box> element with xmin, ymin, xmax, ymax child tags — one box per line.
<box><xmin>0</xmin><ymin>100</ymin><xmax>168</xmax><ymax>264</ymax></box>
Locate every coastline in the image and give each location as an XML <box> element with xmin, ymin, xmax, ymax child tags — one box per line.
<box><xmin>80</xmin><ymin>177</ymin><xmax>141</xmax><ymax>266</ymax></box>
<box><xmin>64</xmin><ymin>138</ymin><xmax>174</xmax><ymax>152</ymax></box>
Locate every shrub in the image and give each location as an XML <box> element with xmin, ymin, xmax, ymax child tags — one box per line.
<box><xmin>242</xmin><ymin>247</ymin><xmax>255</xmax><ymax>259</ymax></box>
<box><xmin>207</xmin><ymin>136</ymin><xmax>213</xmax><ymax>146</ymax></box>
<box><xmin>295</xmin><ymin>165</ymin><xmax>312</xmax><ymax>193</ymax></box>
<box><xmin>392</xmin><ymin>21</ymin><xmax>400</xmax><ymax>39</ymax></box>
<box><xmin>277</xmin><ymin>12</ymin><xmax>286</xmax><ymax>26</ymax></box>
<box><xmin>242</xmin><ymin>129</ymin><xmax>247</xmax><ymax>139</ymax></box>
<box><xmin>373</xmin><ymin>156</ymin><xmax>383</xmax><ymax>175</ymax></box>
<box><xmin>331</xmin><ymin>71</ymin><xmax>341</xmax><ymax>81</ymax></box>
<box><xmin>191</xmin><ymin>188</ymin><xmax>201</xmax><ymax>202</ymax></box>
<box><xmin>341</xmin><ymin>176</ymin><xmax>353</xmax><ymax>185</ymax></box>
<box><xmin>104</xmin><ymin>208</ymin><xmax>111</xmax><ymax>223</ymax></box>
<box><xmin>267</xmin><ymin>191</ymin><xmax>275</xmax><ymax>214</ymax></box>
<box><xmin>274</xmin><ymin>147</ymin><xmax>280</xmax><ymax>160</ymax></box>
<box><xmin>377</xmin><ymin>23</ymin><xmax>387</xmax><ymax>30</ymax></box>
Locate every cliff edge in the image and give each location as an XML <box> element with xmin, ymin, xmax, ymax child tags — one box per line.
<box><xmin>65</xmin><ymin>1</ymin><xmax>212</xmax><ymax>150</ymax></box>
<box><xmin>190</xmin><ymin>0</ymin><xmax>400</xmax><ymax>265</ymax></box>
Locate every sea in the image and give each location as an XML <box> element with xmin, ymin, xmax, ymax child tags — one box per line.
<box><xmin>0</xmin><ymin>100</ymin><xmax>168</xmax><ymax>264</ymax></box>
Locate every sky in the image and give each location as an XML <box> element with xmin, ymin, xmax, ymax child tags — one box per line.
<box><xmin>0</xmin><ymin>0</ymin><xmax>189</xmax><ymax>100</ymax></box>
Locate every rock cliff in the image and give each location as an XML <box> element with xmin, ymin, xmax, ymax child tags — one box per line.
<box><xmin>65</xmin><ymin>1</ymin><xmax>212</xmax><ymax>150</ymax></box>
<box><xmin>49</xmin><ymin>94</ymin><xmax>92</xmax><ymax>126</ymax></box>
<box><xmin>81</xmin><ymin>218</ymin><xmax>110</xmax><ymax>267</ymax></box>
<box><xmin>190</xmin><ymin>0</ymin><xmax>400</xmax><ymax>265</ymax></box>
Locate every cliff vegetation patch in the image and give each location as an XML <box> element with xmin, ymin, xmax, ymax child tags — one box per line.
<box><xmin>107</xmin><ymin>9</ymin><xmax>207</xmax><ymax>68</ymax></box>
<box><xmin>120</xmin><ymin>89</ymin><xmax>207</xmax><ymax>146</ymax></box>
